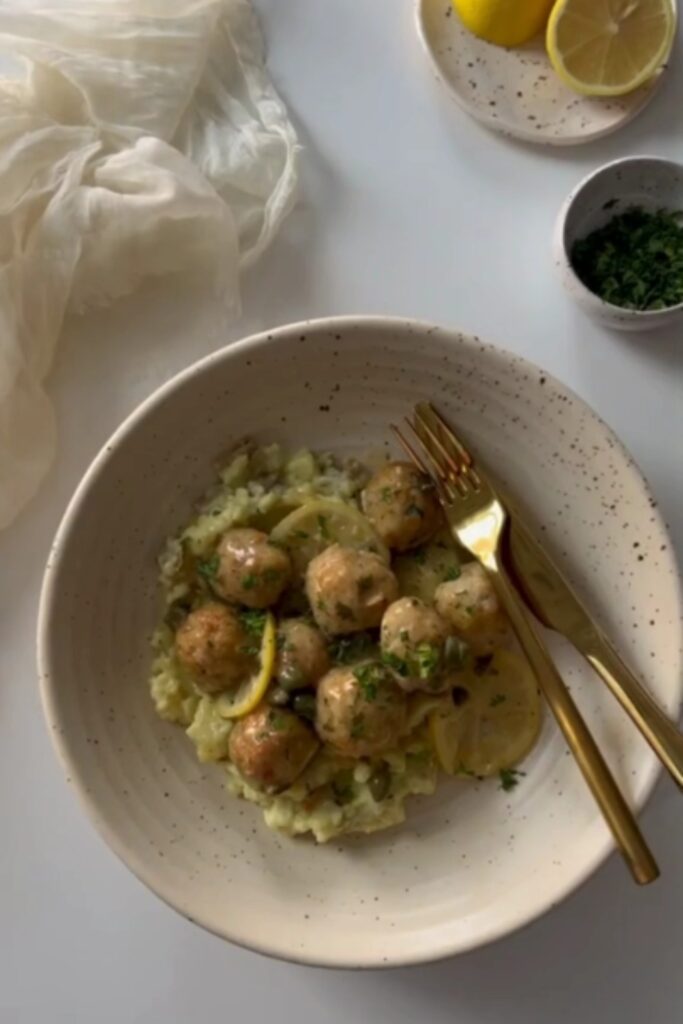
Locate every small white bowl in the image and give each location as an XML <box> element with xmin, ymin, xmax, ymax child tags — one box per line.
<box><xmin>554</xmin><ymin>156</ymin><xmax>683</xmax><ymax>331</ymax></box>
<box><xmin>38</xmin><ymin>317</ymin><xmax>682</xmax><ymax>966</ymax></box>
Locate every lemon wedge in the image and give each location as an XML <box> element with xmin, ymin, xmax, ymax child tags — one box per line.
<box><xmin>547</xmin><ymin>0</ymin><xmax>676</xmax><ymax>97</ymax></box>
<box><xmin>430</xmin><ymin>649</ymin><xmax>541</xmax><ymax>777</ymax></box>
<box><xmin>216</xmin><ymin>612</ymin><xmax>276</xmax><ymax>719</ymax></box>
<box><xmin>453</xmin><ymin>0</ymin><xmax>554</xmax><ymax>48</ymax></box>
<box><xmin>270</xmin><ymin>498</ymin><xmax>389</xmax><ymax>577</ymax></box>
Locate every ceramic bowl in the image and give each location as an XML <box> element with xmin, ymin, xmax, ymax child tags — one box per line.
<box><xmin>554</xmin><ymin>156</ymin><xmax>683</xmax><ymax>331</ymax></box>
<box><xmin>38</xmin><ymin>317</ymin><xmax>682</xmax><ymax>967</ymax></box>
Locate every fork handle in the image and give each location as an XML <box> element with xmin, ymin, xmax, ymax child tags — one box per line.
<box><xmin>581</xmin><ymin>635</ymin><xmax>683</xmax><ymax>790</ymax></box>
<box><xmin>491</xmin><ymin>560</ymin><xmax>659</xmax><ymax>886</ymax></box>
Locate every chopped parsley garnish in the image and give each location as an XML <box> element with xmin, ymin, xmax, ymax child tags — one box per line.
<box><xmin>241</xmin><ymin>573</ymin><xmax>258</xmax><ymax>591</ymax></box>
<box><xmin>410</xmin><ymin>547</ymin><xmax>427</xmax><ymax>566</ymax></box>
<box><xmin>414</xmin><ymin>643</ymin><xmax>440</xmax><ymax>679</ymax></box>
<box><xmin>490</xmin><ymin>693</ymin><xmax>506</xmax><ymax>708</ymax></box>
<box><xmin>571</xmin><ymin>206</ymin><xmax>683</xmax><ymax>311</ymax></box>
<box><xmin>240</xmin><ymin>609</ymin><xmax>267</xmax><ymax>637</ymax></box>
<box><xmin>292</xmin><ymin>529</ymin><xmax>309</xmax><ymax>540</ymax></box>
<box><xmin>405</xmin><ymin>503</ymin><xmax>424</xmax><ymax>519</ymax></box>
<box><xmin>196</xmin><ymin>554</ymin><xmax>219</xmax><ymax>581</ymax></box>
<box><xmin>499</xmin><ymin>768</ymin><xmax>524</xmax><ymax>792</ymax></box>
<box><xmin>382</xmin><ymin>651</ymin><xmax>409</xmax><ymax>677</ymax></box>
<box><xmin>353</xmin><ymin>663</ymin><xmax>386</xmax><ymax>700</ymax></box>
<box><xmin>443</xmin><ymin>565</ymin><xmax>461</xmax><ymax>582</ymax></box>
<box><xmin>380</xmin><ymin>486</ymin><xmax>394</xmax><ymax>503</ymax></box>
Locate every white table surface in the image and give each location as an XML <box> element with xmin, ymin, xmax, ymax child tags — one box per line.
<box><xmin>2</xmin><ymin>2</ymin><xmax>682</xmax><ymax>1021</ymax></box>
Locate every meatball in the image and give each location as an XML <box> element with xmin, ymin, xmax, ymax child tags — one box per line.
<box><xmin>215</xmin><ymin>528</ymin><xmax>291</xmax><ymax>609</ymax></box>
<box><xmin>228</xmin><ymin>705</ymin><xmax>319</xmax><ymax>790</ymax></box>
<box><xmin>175</xmin><ymin>602</ymin><xmax>252</xmax><ymax>695</ymax></box>
<box><xmin>434</xmin><ymin>562</ymin><xmax>508</xmax><ymax>655</ymax></box>
<box><xmin>361</xmin><ymin>462</ymin><xmax>441</xmax><ymax>552</ymax></box>
<box><xmin>316</xmin><ymin>664</ymin><xmax>407</xmax><ymax>758</ymax></box>
<box><xmin>305</xmin><ymin>544</ymin><xmax>399</xmax><ymax>635</ymax></box>
<box><xmin>276</xmin><ymin>618</ymin><xmax>330</xmax><ymax>690</ymax></box>
<box><xmin>380</xmin><ymin>596</ymin><xmax>451</xmax><ymax>693</ymax></box>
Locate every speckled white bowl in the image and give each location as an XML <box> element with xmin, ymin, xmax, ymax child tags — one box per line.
<box><xmin>38</xmin><ymin>317</ymin><xmax>682</xmax><ymax>967</ymax></box>
<box><xmin>554</xmin><ymin>156</ymin><xmax>683</xmax><ymax>331</ymax></box>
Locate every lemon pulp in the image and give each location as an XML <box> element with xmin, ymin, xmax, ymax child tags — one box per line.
<box><xmin>547</xmin><ymin>0</ymin><xmax>676</xmax><ymax>96</ymax></box>
<box><xmin>430</xmin><ymin>649</ymin><xmax>542</xmax><ymax>777</ymax></box>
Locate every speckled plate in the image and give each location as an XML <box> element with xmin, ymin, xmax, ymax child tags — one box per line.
<box><xmin>416</xmin><ymin>0</ymin><xmax>671</xmax><ymax>146</ymax></box>
<box><xmin>38</xmin><ymin>317</ymin><xmax>682</xmax><ymax>967</ymax></box>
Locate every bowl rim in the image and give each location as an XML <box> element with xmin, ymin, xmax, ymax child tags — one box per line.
<box><xmin>556</xmin><ymin>154</ymin><xmax>683</xmax><ymax>319</ymax></box>
<box><xmin>37</xmin><ymin>314</ymin><xmax>683</xmax><ymax>968</ymax></box>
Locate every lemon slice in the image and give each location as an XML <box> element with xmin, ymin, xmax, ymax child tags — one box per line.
<box><xmin>547</xmin><ymin>0</ymin><xmax>676</xmax><ymax>97</ymax></box>
<box><xmin>270</xmin><ymin>498</ymin><xmax>389</xmax><ymax>577</ymax></box>
<box><xmin>430</xmin><ymin>649</ymin><xmax>541</xmax><ymax>777</ymax></box>
<box><xmin>215</xmin><ymin>612</ymin><xmax>276</xmax><ymax>719</ymax></box>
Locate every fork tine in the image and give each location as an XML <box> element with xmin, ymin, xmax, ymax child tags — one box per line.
<box><xmin>417</xmin><ymin>402</ymin><xmax>473</xmax><ymax>467</ymax></box>
<box><xmin>402</xmin><ymin>417</ymin><xmax>468</xmax><ymax>500</ymax></box>
<box><xmin>416</xmin><ymin>402</ymin><xmax>481</xmax><ymax>489</ymax></box>
<box><xmin>412</xmin><ymin>407</ymin><xmax>466</xmax><ymax>487</ymax></box>
<box><xmin>390</xmin><ymin>423</ymin><xmax>429</xmax><ymax>475</ymax></box>
<box><xmin>392</xmin><ymin>423</ymin><xmax>452</xmax><ymax>502</ymax></box>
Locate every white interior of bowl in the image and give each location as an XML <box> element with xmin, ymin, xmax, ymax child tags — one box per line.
<box><xmin>38</xmin><ymin>317</ymin><xmax>682</xmax><ymax>967</ymax></box>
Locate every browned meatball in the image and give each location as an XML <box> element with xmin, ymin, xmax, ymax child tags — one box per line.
<box><xmin>315</xmin><ymin>664</ymin><xmax>407</xmax><ymax>758</ymax></box>
<box><xmin>434</xmin><ymin>562</ymin><xmax>508</xmax><ymax>655</ymax></box>
<box><xmin>276</xmin><ymin>618</ymin><xmax>330</xmax><ymax>690</ymax></box>
<box><xmin>380</xmin><ymin>596</ymin><xmax>451</xmax><ymax>693</ymax></box>
<box><xmin>361</xmin><ymin>462</ymin><xmax>440</xmax><ymax>552</ymax></box>
<box><xmin>228</xmin><ymin>705</ymin><xmax>319</xmax><ymax>790</ymax></box>
<box><xmin>175</xmin><ymin>602</ymin><xmax>252</xmax><ymax>695</ymax></box>
<box><xmin>305</xmin><ymin>544</ymin><xmax>398</xmax><ymax>635</ymax></box>
<box><xmin>215</xmin><ymin>528</ymin><xmax>291</xmax><ymax>609</ymax></box>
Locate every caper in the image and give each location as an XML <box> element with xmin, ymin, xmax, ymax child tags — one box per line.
<box><xmin>292</xmin><ymin>692</ymin><xmax>316</xmax><ymax>722</ymax></box>
<box><xmin>279</xmin><ymin>663</ymin><xmax>307</xmax><ymax>691</ymax></box>
<box><xmin>269</xmin><ymin>686</ymin><xmax>290</xmax><ymax>707</ymax></box>
<box><xmin>367</xmin><ymin>763</ymin><xmax>391</xmax><ymax>802</ymax></box>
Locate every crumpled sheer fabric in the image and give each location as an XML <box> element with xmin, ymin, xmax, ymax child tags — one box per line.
<box><xmin>0</xmin><ymin>0</ymin><xmax>298</xmax><ymax>529</ymax></box>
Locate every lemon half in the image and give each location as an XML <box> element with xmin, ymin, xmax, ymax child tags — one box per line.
<box><xmin>216</xmin><ymin>612</ymin><xmax>276</xmax><ymax>719</ymax></box>
<box><xmin>547</xmin><ymin>0</ymin><xmax>676</xmax><ymax>97</ymax></box>
<box><xmin>453</xmin><ymin>0</ymin><xmax>554</xmax><ymax>48</ymax></box>
<box><xmin>430</xmin><ymin>649</ymin><xmax>542</xmax><ymax>777</ymax></box>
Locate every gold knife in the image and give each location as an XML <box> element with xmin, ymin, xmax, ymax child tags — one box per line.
<box><xmin>507</xmin><ymin>517</ymin><xmax>683</xmax><ymax>789</ymax></box>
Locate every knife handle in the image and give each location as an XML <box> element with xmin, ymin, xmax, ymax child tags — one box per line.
<box><xmin>584</xmin><ymin>635</ymin><xmax>683</xmax><ymax>789</ymax></box>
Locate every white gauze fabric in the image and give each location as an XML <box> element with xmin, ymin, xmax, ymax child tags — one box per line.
<box><xmin>0</xmin><ymin>0</ymin><xmax>298</xmax><ymax>529</ymax></box>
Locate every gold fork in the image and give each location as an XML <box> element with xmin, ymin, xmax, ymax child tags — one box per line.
<box><xmin>394</xmin><ymin>401</ymin><xmax>659</xmax><ymax>886</ymax></box>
